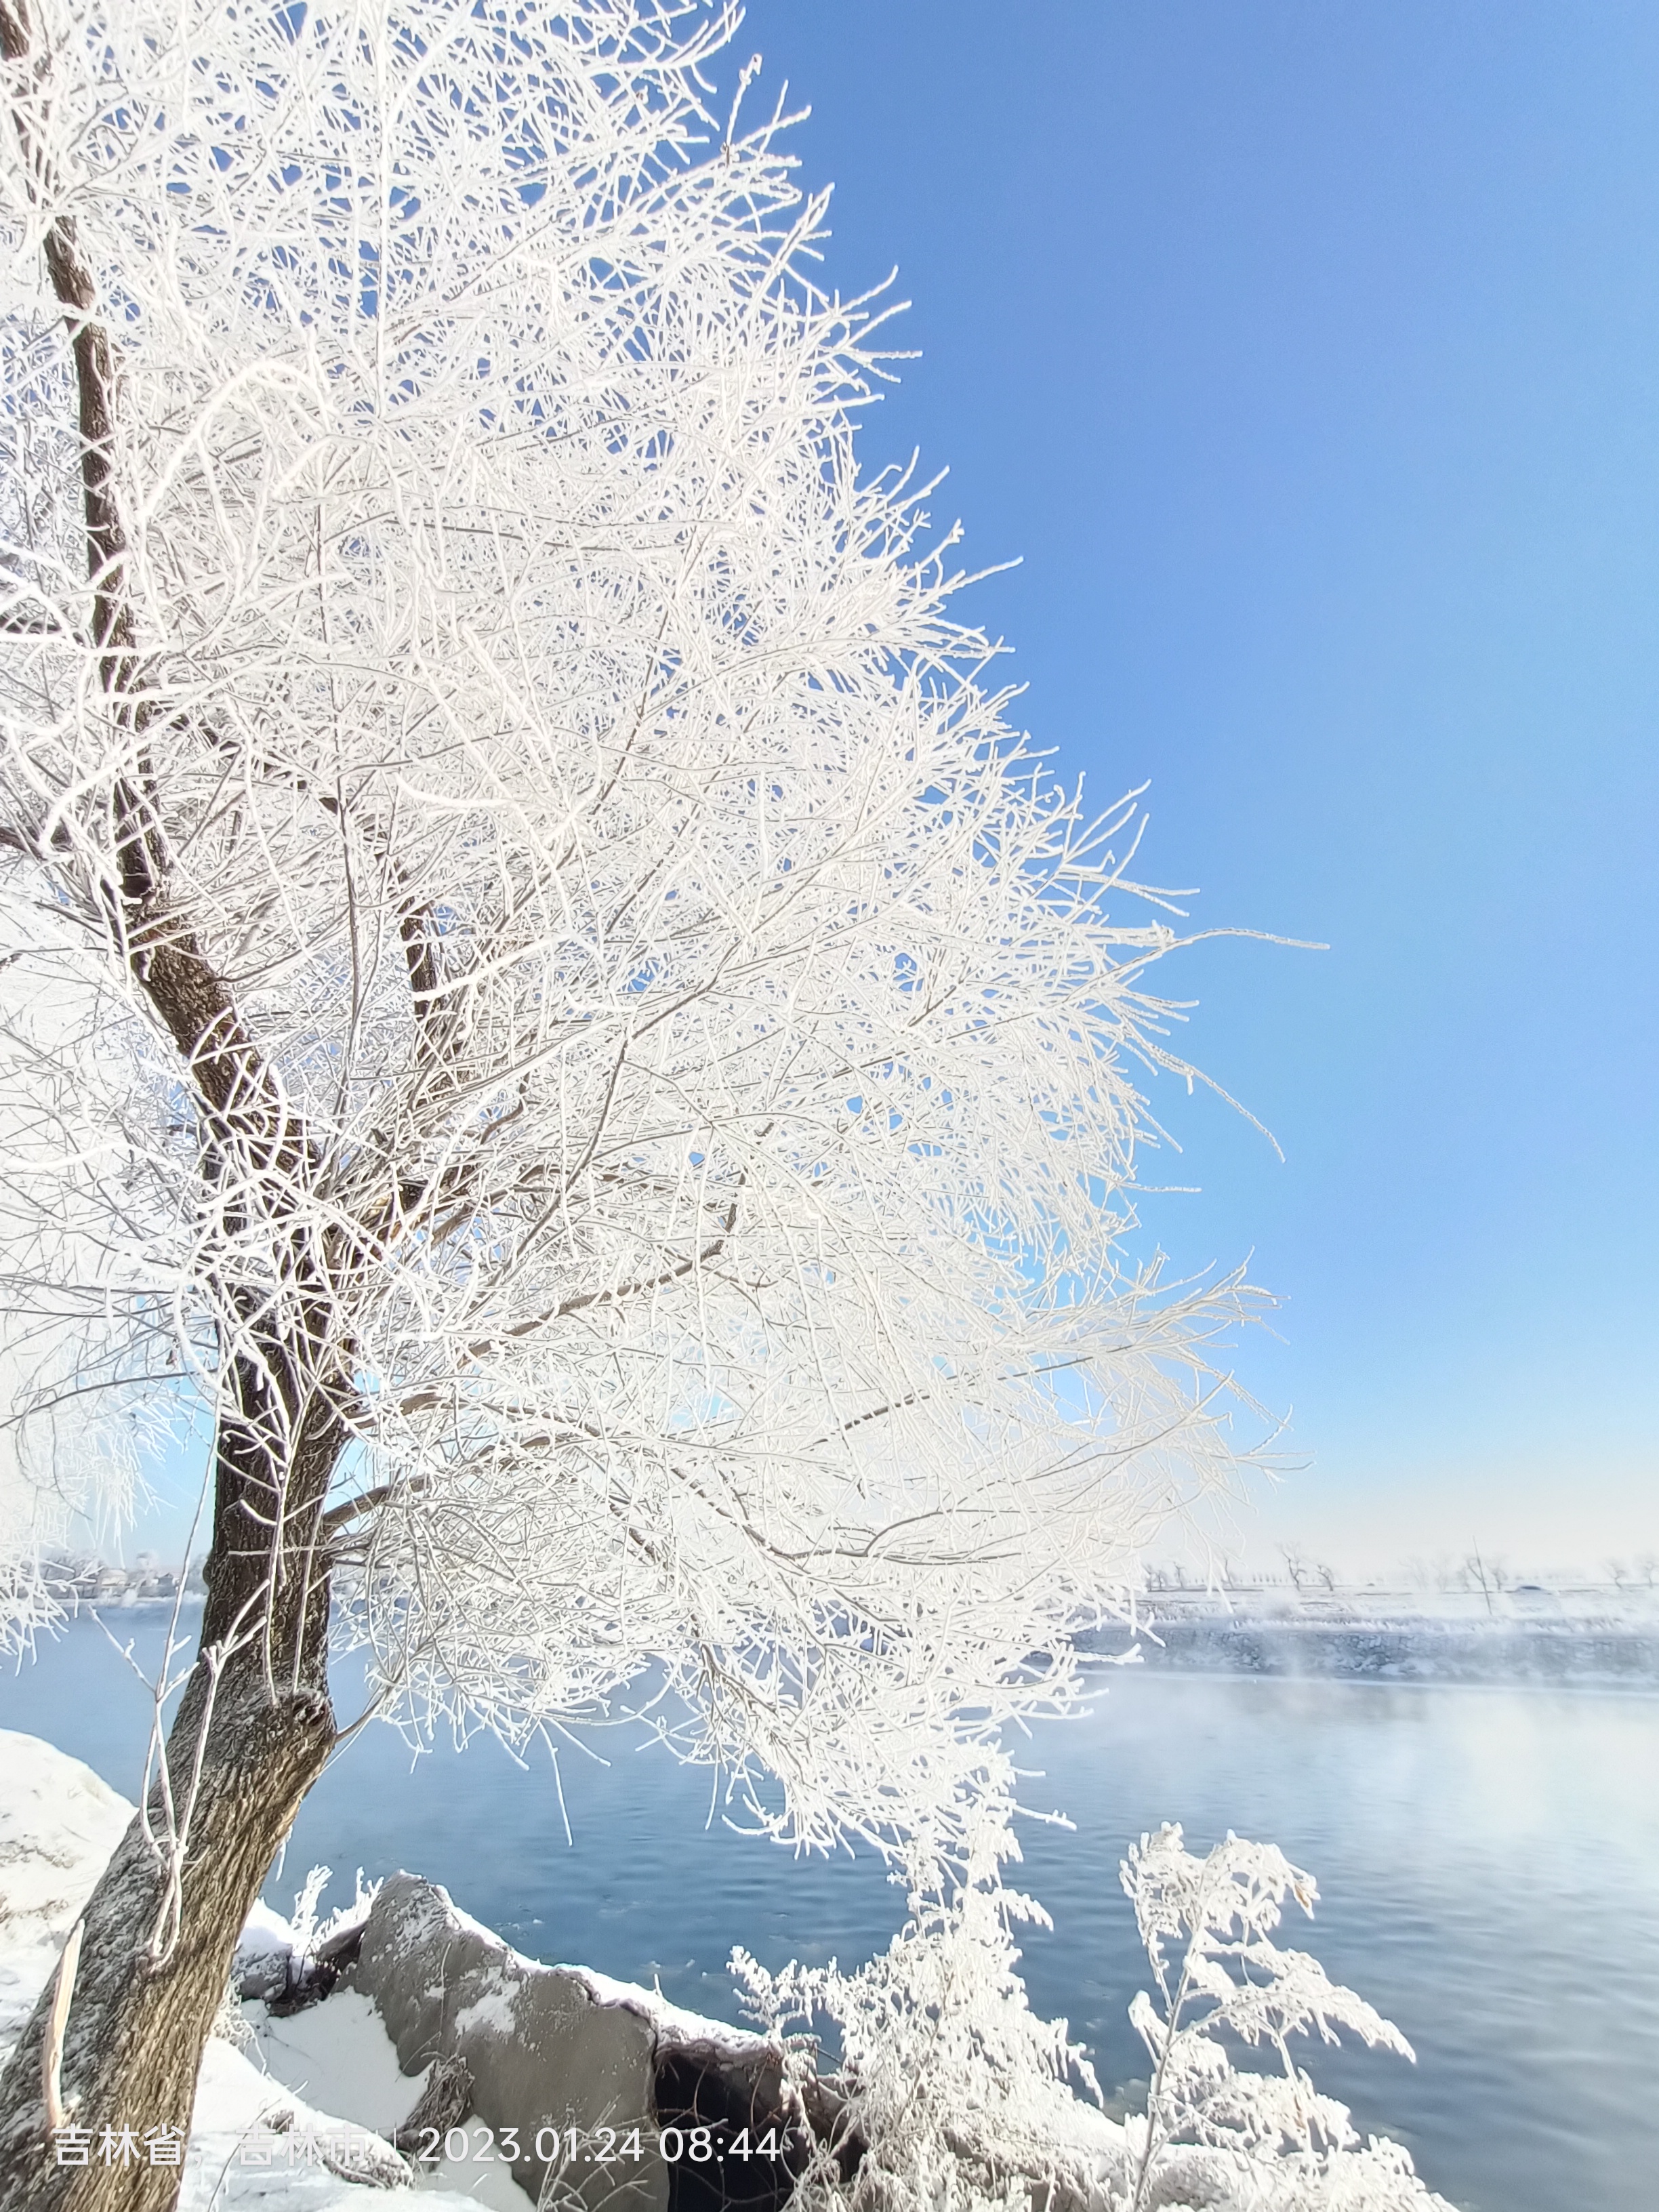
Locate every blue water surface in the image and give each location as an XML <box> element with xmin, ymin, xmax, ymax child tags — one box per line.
<box><xmin>4</xmin><ymin>1619</ymin><xmax>1655</xmax><ymax>2212</ymax></box>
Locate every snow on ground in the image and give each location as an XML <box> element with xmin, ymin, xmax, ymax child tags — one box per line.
<box><xmin>1137</xmin><ymin>1579</ymin><xmax>1659</xmax><ymax>1628</ymax></box>
<box><xmin>249</xmin><ymin>1990</ymin><xmax>419</xmax><ymax>2138</ymax></box>
<box><xmin>0</xmin><ymin>1729</ymin><xmax>134</xmax><ymax>2095</ymax></box>
<box><xmin>0</xmin><ymin>1729</ymin><xmax>133</xmax><ymax>1946</ymax></box>
<box><xmin>244</xmin><ymin>1988</ymin><xmax>530</xmax><ymax>2210</ymax></box>
<box><xmin>0</xmin><ymin>1730</ymin><xmax>529</xmax><ymax>2209</ymax></box>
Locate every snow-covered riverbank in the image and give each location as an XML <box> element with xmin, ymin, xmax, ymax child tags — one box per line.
<box><xmin>35</xmin><ymin>1562</ymin><xmax>1659</xmax><ymax>1689</ymax></box>
<box><xmin>1106</xmin><ymin>1580</ymin><xmax>1659</xmax><ymax>1684</ymax></box>
<box><xmin>1</xmin><ymin>1732</ymin><xmax>1123</xmax><ymax>2212</ymax></box>
<box><xmin>0</xmin><ymin>1731</ymin><xmax>801</xmax><ymax>2211</ymax></box>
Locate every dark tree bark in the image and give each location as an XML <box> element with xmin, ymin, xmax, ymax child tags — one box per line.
<box><xmin>0</xmin><ymin>11</ymin><xmax>358</xmax><ymax>2203</ymax></box>
<box><xmin>0</xmin><ymin>1367</ymin><xmax>346</xmax><ymax>2210</ymax></box>
<box><xmin>0</xmin><ymin>1609</ymin><xmax>336</xmax><ymax>2211</ymax></box>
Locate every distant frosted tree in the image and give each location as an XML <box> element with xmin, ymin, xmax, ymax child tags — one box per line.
<box><xmin>0</xmin><ymin>2</ymin><xmax>1266</xmax><ymax>2200</ymax></box>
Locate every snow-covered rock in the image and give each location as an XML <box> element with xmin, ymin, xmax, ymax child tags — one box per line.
<box><xmin>237</xmin><ymin>1988</ymin><xmax>531</xmax><ymax>2210</ymax></box>
<box><xmin>338</xmin><ymin>1870</ymin><xmax>793</xmax><ymax>2211</ymax></box>
<box><xmin>0</xmin><ymin>1730</ymin><xmax>136</xmax><ymax>2091</ymax></box>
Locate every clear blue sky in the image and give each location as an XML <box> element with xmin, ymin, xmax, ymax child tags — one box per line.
<box><xmin>722</xmin><ymin>0</ymin><xmax>1659</xmax><ymax>1572</ymax></box>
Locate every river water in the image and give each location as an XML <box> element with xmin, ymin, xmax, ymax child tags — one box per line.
<box><xmin>3</xmin><ymin>1620</ymin><xmax>1655</xmax><ymax>2212</ymax></box>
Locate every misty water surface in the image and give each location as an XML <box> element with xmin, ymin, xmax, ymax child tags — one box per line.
<box><xmin>4</xmin><ymin>1621</ymin><xmax>1656</xmax><ymax>2212</ymax></box>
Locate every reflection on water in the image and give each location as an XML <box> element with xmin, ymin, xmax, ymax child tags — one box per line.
<box><xmin>5</xmin><ymin>1624</ymin><xmax>1657</xmax><ymax>2212</ymax></box>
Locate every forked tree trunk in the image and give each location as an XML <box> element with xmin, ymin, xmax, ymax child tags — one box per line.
<box><xmin>0</xmin><ymin>1396</ymin><xmax>346</xmax><ymax>2212</ymax></box>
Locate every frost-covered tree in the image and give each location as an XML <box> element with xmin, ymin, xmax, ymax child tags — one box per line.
<box><xmin>0</xmin><ymin>3</ymin><xmax>1266</xmax><ymax>2201</ymax></box>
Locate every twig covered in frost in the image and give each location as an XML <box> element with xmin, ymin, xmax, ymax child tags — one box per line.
<box><xmin>1119</xmin><ymin>1824</ymin><xmax>1455</xmax><ymax>2212</ymax></box>
<box><xmin>281</xmin><ymin>1864</ymin><xmax>380</xmax><ymax>1980</ymax></box>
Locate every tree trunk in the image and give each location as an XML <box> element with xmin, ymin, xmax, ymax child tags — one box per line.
<box><xmin>0</xmin><ymin>14</ymin><xmax>369</xmax><ymax>2204</ymax></box>
<box><xmin>0</xmin><ymin>1669</ymin><xmax>334</xmax><ymax>2211</ymax></box>
<box><xmin>0</xmin><ymin>1389</ymin><xmax>346</xmax><ymax>2212</ymax></box>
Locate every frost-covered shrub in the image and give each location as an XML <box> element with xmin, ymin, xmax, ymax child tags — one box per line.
<box><xmin>1115</xmin><ymin>1825</ymin><xmax>1456</xmax><ymax>2212</ymax></box>
<box><xmin>736</xmin><ymin>1820</ymin><xmax>1456</xmax><ymax>2212</ymax></box>
<box><xmin>735</xmin><ymin>1816</ymin><xmax>1114</xmax><ymax>2212</ymax></box>
<box><xmin>282</xmin><ymin>1864</ymin><xmax>381</xmax><ymax>1980</ymax></box>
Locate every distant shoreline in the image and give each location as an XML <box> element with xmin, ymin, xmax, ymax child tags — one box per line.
<box><xmin>1090</xmin><ymin>1604</ymin><xmax>1659</xmax><ymax>1687</ymax></box>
